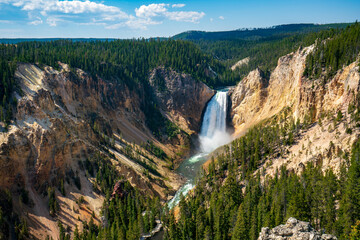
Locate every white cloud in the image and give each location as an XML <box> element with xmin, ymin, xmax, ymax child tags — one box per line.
<box><xmin>219</xmin><ymin>16</ymin><xmax>224</xmax><ymax>20</ymax></box>
<box><xmin>0</xmin><ymin>1</ymin><xmax>205</xmax><ymax>30</ymax></box>
<box><xmin>1</xmin><ymin>0</ymin><xmax>128</xmax><ymax>25</ymax></box>
<box><xmin>172</xmin><ymin>4</ymin><xmax>185</xmax><ymax>8</ymax></box>
<box><xmin>29</xmin><ymin>16</ymin><xmax>42</xmax><ymax>25</ymax></box>
<box><xmin>45</xmin><ymin>1</ymin><xmax>122</xmax><ymax>15</ymax></box>
<box><xmin>135</xmin><ymin>3</ymin><xmax>204</xmax><ymax>23</ymax></box>
<box><xmin>5</xmin><ymin>0</ymin><xmax>125</xmax><ymax>15</ymax></box>
<box><xmin>165</xmin><ymin>11</ymin><xmax>205</xmax><ymax>23</ymax></box>
<box><xmin>135</xmin><ymin>3</ymin><xmax>168</xmax><ymax>18</ymax></box>
<box><xmin>210</xmin><ymin>18</ymin><xmax>213</xmax><ymax>22</ymax></box>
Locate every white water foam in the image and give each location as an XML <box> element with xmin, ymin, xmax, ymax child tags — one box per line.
<box><xmin>199</xmin><ymin>91</ymin><xmax>231</xmax><ymax>153</ymax></box>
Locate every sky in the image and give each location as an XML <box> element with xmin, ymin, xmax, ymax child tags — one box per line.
<box><xmin>0</xmin><ymin>0</ymin><xmax>359</xmax><ymax>39</ymax></box>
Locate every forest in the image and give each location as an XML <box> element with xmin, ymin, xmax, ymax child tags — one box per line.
<box><xmin>175</xmin><ymin>23</ymin><xmax>351</xmax><ymax>80</ymax></box>
<box><xmin>163</xmin><ymin>104</ymin><xmax>360</xmax><ymax>240</ymax></box>
<box><xmin>304</xmin><ymin>22</ymin><xmax>360</xmax><ymax>80</ymax></box>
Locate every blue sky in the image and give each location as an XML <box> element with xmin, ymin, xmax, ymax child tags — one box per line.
<box><xmin>0</xmin><ymin>0</ymin><xmax>359</xmax><ymax>38</ymax></box>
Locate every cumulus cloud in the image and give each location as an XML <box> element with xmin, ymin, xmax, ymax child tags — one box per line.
<box><xmin>135</xmin><ymin>3</ymin><xmax>204</xmax><ymax>24</ymax></box>
<box><xmin>135</xmin><ymin>3</ymin><xmax>168</xmax><ymax>18</ymax></box>
<box><xmin>1</xmin><ymin>0</ymin><xmax>128</xmax><ymax>26</ymax></box>
<box><xmin>0</xmin><ymin>1</ymin><xmax>205</xmax><ymax>30</ymax></box>
<box><xmin>5</xmin><ymin>0</ymin><xmax>125</xmax><ymax>15</ymax></box>
<box><xmin>219</xmin><ymin>16</ymin><xmax>224</xmax><ymax>20</ymax></box>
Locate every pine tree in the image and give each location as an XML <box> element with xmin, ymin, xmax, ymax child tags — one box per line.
<box><xmin>232</xmin><ymin>204</ymin><xmax>248</xmax><ymax>240</ymax></box>
<box><xmin>341</xmin><ymin>140</ymin><xmax>360</xmax><ymax>234</ymax></box>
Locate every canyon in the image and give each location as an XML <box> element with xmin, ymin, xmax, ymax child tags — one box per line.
<box><xmin>0</xmin><ymin>41</ymin><xmax>359</xmax><ymax>239</ymax></box>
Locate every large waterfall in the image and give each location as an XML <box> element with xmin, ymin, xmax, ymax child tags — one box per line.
<box><xmin>199</xmin><ymin>91</ymin><xmax>230</xmax><ymax>153</ymax></box>
<box><xmin>168</xmin><ymin>90</ymin><xmax>231</xmax><ymax>208</ymax></box>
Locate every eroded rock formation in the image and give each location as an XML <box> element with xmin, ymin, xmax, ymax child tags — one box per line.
<box><xmin>149</xmin><ymin>67</ymin><xmax>215</xmax><ymax>134</ymax></box>
<box><xmin>258</xmin><ymin>218</ymin><xmax>337</xmax><ymax>240</ymax></box>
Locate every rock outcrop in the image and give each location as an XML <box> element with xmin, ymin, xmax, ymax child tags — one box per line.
<box><xmin>230</xmin><ymin>45</ymin><xmax>360</xmax><ymax>175</ymax></box>
<box><xmin>258</xmin><ymin>217</ymin><xmax>337</xmax><ymax>240</ymax></box>
<box><xmin>231</xmin><ymin>46</ymin><xmax>314</xmax><ymax>135</ymax></box>
<box><xmin>231</xmin><ymin>68</ymin><xmax>268</xmax><ymax>130</ymax></box>
<box><xmin>149</xmin><ymin>67</ymin><xmax>215</xmax><ymax>134</ymax></box>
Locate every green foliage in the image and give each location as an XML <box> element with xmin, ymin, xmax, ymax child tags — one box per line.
<box><xmin>0</xmin><ymin>57</ymin><xmax>17</xmax><ymax>125</ymax></box>
<box><xmin>77</xmin><ymin>184</ymin><xmax>162</xmax><ymax>239</ymax></box>
<box><xmin>338</xmin><ymin>139</ymin><xmax>360</xmax><ymax>237</ymax></box>
<box><xmin>59</xmin><ymin>179</ymin><xmax>66</xmax><ymax>196</ymax></box>
<box><xmin>48</xmin><ymin>187</ymin><xmax>58</xmax><ymax>216</ymax></box>
<box><xmin>144</xmin><ymin>140</ymin><xmax>167</xmax><ymax>160</ymax></box>
<box><xmin>173</xmin><ymin>23</ymin><xmax>350</xmax><ymax>41</ymax></box>
<box><xmin>211</xmin><ymin>114</ymin><xmax>300</xmax><ymax>180</ymax></box>
<box><xmin>349</xmin><ymin>220</ymin><xmax>360</xmax><ymax>240</ymax></box>
<box><xmin>164</xmin><ymin>122</ymin><xmax>360</xmax><ymax>239</ymax></box>
<box><xmin>337</xmin><ymin>110</ymin><xmax>344</xmax><ymax>122</ymax></box>
<box><xmin>58</xmin><ymin>220</ymin><xmax>70</xmax><ymax>240</ymax></box>
<box><xmin>304</xmin><ymin>22</ymin><xmax>360</xmax><ymax>80</ymax></box>
<box><xmin>0</xmin><ymin>39</ymin><xmax>233</xmax><ymax>88</ymax></box>
<box><xmin>15</xmin><ymin>218</ymin><xmax>29</xmax><ymax>240</ymax></box>
<box><xmin>182</xmin><ymin>23</ymin><xmax>350</xmax><ymax>82</ymax></box>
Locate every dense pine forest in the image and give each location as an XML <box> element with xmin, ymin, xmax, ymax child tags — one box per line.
<box><xmin>304</xmin><ymin>22</ymin><xmax>360</xmax><ymax>79</ymax></box>
<box><xmin>72</xmin><ymin>154</ymin><xmax>162</xmax><ymax>240</ymax></box>
<box><xmin>0</xmin><ymin>39</ymin><xmax>234</xmax><ymax>89</ymax></box>
<box><xmin>163</xmin><ymin>103</ymin><xmax>360</xmax><ymax>240</ymax></box>
<box><xmin>179</xmin><ymin>23</ymin><xmax>352</xmax><ymax>80</ymax></box>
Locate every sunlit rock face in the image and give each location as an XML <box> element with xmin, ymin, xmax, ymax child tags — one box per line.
<box><xmin>229</xmin><ymin>45</ymin><xmax>360</xmax><ymax>176</ymax></box>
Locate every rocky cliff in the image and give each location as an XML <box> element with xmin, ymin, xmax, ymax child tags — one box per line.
<box><xmin>0</xmin><ymin>63</ymin><xmax>213</xmax><ymax>239</ymax></box>
<box><xmin>258</xmin><ymin>217</ymin><xmax>337</xmax><ymax>240</ymax></box>
<box><xmin>149</xmin><ymin>67</ymin><xmax>215</xmax><ymax>134</ymax></box>
<box><xmin>230</xmin><ymin>46</ymin><xmax>360</xmax><ymax>175</ymax></box>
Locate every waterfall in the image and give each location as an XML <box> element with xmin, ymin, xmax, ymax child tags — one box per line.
<box><xmin>199</xmin><ymin>91</ymin><xmax>230</xmax><ymax>153</ymax></box>
<box><xmin>168</xmin><ymin>90</ymin><xmax>231</xmax><ymax>209</ymax></box>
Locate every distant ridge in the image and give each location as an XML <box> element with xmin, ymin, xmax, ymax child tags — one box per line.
<box><xmin>172</xmin><ymin>23</ymin><xmax>351</xmax><ymax>40</ymax></box>
<box><xmin>0</xmin><ymin>38</ymin><xmax>118</xmax><ymax>44</ymax></box>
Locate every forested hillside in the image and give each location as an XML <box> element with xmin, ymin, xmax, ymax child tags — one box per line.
<box><xmin>164</xmin><ymin>105</ymin><xmax>360</xmax><ymax>240</ymax></box>
<box><xmin>304</xmin><ymin>22</ymin><xmax>360</xmax><ymax>79</ymax></box>
<box><xmin>173</xmin><ymin>23</ymin><xmax>349</xmax><ymax>41</ymax></box>
<box><xmin>176</xmin><ymin>23</ymin><xmax>351</xmax><ymax>80</ymax></box>
<box><xmin>0</xmin><ymin>39</ymin><xmax>234</xmax><ymax>89</ymax></box>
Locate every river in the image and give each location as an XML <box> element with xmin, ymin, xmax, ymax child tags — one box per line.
<box><xmin>168</xmin><ymin>89</ymin><xmax>231</xmax><ymax>209</ymax></box>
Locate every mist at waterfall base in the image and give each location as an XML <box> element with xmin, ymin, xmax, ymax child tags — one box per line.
<box><xmin>168</xmin><ymin>91</ymin><xmax>231</xmax><ymax>209</ymax></box>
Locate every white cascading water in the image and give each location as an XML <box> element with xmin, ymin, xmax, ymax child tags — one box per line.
<box><xmin>199</xmin><ymin>91</ymin><xmax>230</xmax><ymax>153</ymax></box>
<box><xmin>168</xmin><ymin>90</ymin><xmax>231</xmax><ymax>208</ymax></box>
